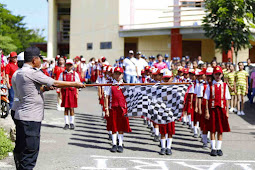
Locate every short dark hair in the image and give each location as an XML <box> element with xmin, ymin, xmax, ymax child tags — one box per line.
<box><xmin>157</xmin><ymin>54</ymin><xmax>162</xmax><ymax>59</ymax></box>
<box><xmin>24</xmin><ymin>46</ymin><xmax>40</xmax><ymax>63</ymax></box>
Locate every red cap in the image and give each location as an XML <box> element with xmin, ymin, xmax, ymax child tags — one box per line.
<box><xmin>10</xmin><ymin>52</ymin><xmax>17</xmax><ymax>58</ymax></box>
<box><xmin>101</xmin><ymin>56</ymin><xmax>106</xmax><ymax>62</ymax></box>
<box><xmin>189</xmin><ymin>69</ymin><xmax>195</xmax><ymax>74</ymax></box>
<box><xmin>178</xmin><ymin>67</ymin><xmax>184</xmax><ymax>72</ymax></box>
<box><xmin>213</xmin><ymin>66</ymin><xmax>223</xmax><ymax>74</ymax></box>
<box><xmin>114</xmin><ymin>67</ymin><xmax>124</xmax><ymax>73</ymax></box>
<box><xmin>141</xmin><ymin>69</ymin><xmax>145</xmax><ymax>74</ymax></box>
<box><xmin>144</xmin><ymin>66</ymin><xmax>151</xmax><ymax>71</ymax></box>
<box><xmin>183</xmin><ymin>68</ymin><xmax>189</xmax><ymax>74</ymax></box>
<box><xmin>199</xmin><ymin>68</ymin><xmax>206</xmax><ymax>75</ymax></box>
<box><xmin>75</xmin><ymin>56</ymin><xmax>80</xmax><ymax>60</ymax></box>
<box><xmin>206</xmin><ymin>68</ymin><xmax>213</xmax><ymax>75</ymax></box>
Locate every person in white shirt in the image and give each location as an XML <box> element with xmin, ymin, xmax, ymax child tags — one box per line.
<box><xmin>204</xmin><ymin>66</ymin><xmax>231</xmax><ymax>157</ymax></box>
<box><xmin>135</xmin><ymin>51</ymin><xmax>148</xmax><ymax>78</ymax></box>
<box><xmin>197</xmin><ymin>56</ymin><xmax>204</xmax><ymax>65</ymax></box>
<box><xmin>123</xmin><ymin>50</ymin><xmax>137</xmax><ymax>83</ymax></box>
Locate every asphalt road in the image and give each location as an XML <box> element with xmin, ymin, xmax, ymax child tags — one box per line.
<box><xmin>1</xmin><ymin>87</ymin><xmax>255</xmax><ymax>170</ymax></box>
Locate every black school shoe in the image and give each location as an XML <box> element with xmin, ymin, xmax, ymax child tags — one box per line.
<box><xmin>166</xmin><ymin>148</ymin><xmax>172</xmax><ymax>155</ymax></box>
<box><xmin>210</xmin><ymin>149</ymin><xmax>217</xmax><ymax>156</ymax></box>
<box><xmin>63</xmin><ymin>124</ymin><xmax>69</xmax><ymax>130</ymax></box>
<box><xmin>159</xmin><ymin>148</ymin><xmax>166</xmax><ymax>155</ymax></box>
<box><xmin>70</xmin><ymin>124</ymin><xmax>75</xmax><ymax>130</ymax></box>
<box><xmin>117</xmin><ymin>146</ymin><xmax>124</xmax><ymax>153</ymax></box>
<box><xmin>110</xmin><ymin>145</ymin><xmax>117</xmax><ymax>152</ymax></box>
<box><xmin>217</xmin><ymin>150</ymin><xmax>223</xmax><ymax>156</ymax></box>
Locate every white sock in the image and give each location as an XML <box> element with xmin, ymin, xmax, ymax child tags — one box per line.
<box><xmin>70</xmin><ymin>116</ymin><xmax>74</xmax><ymax>124</ymax></box>
<box><xmin>161</xmin><ymin>139</ymin><xmax>166</xmax><ymax>149</ymax></box>
<box><xmin>144</xmin><ymin>117</ymin><xmax>146</xmax><ymax>120</ymax></box>
<box><xmin>152</xmin><ymin>126</ymin><xmax>155</xmax><ymax>133</ymax></box>
<box><xmin>207</xmin><ymin>131</ymin><xmax>210</xmax><ymax>139</ymax></box>
<box><xmin>108</xmin><ymin>131</ymin><xmax>112</xmax><ymax>135</ymax></box>
<box><xmin>191</xmin><ymin>121</ymin><xmax>194</xmax><ymax>128</ymax></box>
<box><xmin>112</xmin><ymin>134</ymin><xmax>117</xmax><ymax>145</ymax></box>
<box><xmin>194</xmin><ymin>126</ymin><xmax>198</xmax><ymax>134</ymax></box>
<box><xmin>197</xmin><ymin>122</ymin><xmax>199</xmax><ymax>127</ymax></box>
<box><xmin>188</xmin><ymin>115</ymin><xmax>191</xmax><ymax>124</ymax></box>
<box><xmin>183</xmin><ymin>116</ymin><xmax>186</xmax><ymax>122</ymax></box>
<box><xmin>216</xmin><ymin>140</ymin><xmax>222</xmax><ymax>150</ymax></box>
<box><xmin>155</xmin><ymin>128</ymin><xmax>159</xmax><ymax>136</ymax></box>
<box><xmin>211</xmin><ymin>140</ymin><xmax>216</xmax><ymax>150</ymax></box>
<box><xmin>165</xmin><ymin>134</ymin><xmax>168</xmax><ymax>139</ymax></box>
<box><xmin>202</xmin><ymin>134</ymin><xmax>207</xmax><ymax>144</ymax></box>
<box><xmin>148</xmin><ymin>120</ymin><xmax>151</xmax><ymax>125</ymax></box>
<box><xmin>64</xmin><ymin>115</ymin><xmax>69</xmax><ymax>124</ymax></box>
<box><xmin>118</xmin><ymin>134</ymin><xmax>123</xmax><ymax>146</ymax></box>
<box><xmin>151</xmin><ymin>122</ymin><xmax>153</xmax><ymax>126</ymax></box>
<box><xmin>167</xmin><ymin>138</ymin><xmax>173</xmax><ymax>149</ymax></box>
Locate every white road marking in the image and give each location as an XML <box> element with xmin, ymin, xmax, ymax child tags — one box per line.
<box><xmin>235</xmin><ymin>163</ymin><xmax>253</xmax><ymax>170</ymax></box>
<box><xmin>174</xmin><ymin>162</ymin><xmax>223</xmax><ymax>170</ymax></box>
<box><xmin>131</xmin><ymin>160</ymin><xmax>168</xmax><ymax>170</ymax></box>
<box><xmin>91</xmin><ymin>155</ymin><xmax>255</xmax><ymax>163</ymax></box>
<box><xmin>0</xmin><ymin>162</ymin><xmax>13</xmax><ymax>168</ymax></box>
<box><xmin>81</xmin><ymin>159</ymin><xmax>126</xmax><ymax>170</ymax></box>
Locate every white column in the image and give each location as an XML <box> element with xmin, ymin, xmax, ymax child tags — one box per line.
<box><xmin>47</xmin><ymin>0</ymin><xmax>57</xmax><ymax>59</ymax></box>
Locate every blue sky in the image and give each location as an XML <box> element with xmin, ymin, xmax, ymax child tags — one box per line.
<box><xmin>0</xmin><ymin>0</ymin><xmax>48</xmax><ymax>40</ymax></box>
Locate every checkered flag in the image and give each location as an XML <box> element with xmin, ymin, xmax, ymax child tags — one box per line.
<box><xmin>122</xmin><ymin>84</ymin><xmax>189</xmax><ymax>124</ymax></box>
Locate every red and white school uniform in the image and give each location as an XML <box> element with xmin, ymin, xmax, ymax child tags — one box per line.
<box><xmin>105</xmin><ymin>80</ymin><xmax>131</xmax><ymax>134</ymax></box>
<box><xmin>159</xmin><ymin>122</ymin><xmax>175</xmax><ymax>136</ymax></box>
<box><xmin>204</xmin><ymin>80</ymin><xmax>231</xmax><ymax>133</ymax></box>
<box><xmin>183</xmin><ymin>82</ymin><xmax>195</xmax><ymax>123</ymax></box>
<box><xmin>197</xmin><ymin>82</ymin><xmax>211</xmax><ymax>132</ymax></box>
<box><xmin>54</xmin><ymin>66</ymin><xmax>65</xmax><ymax>93</ymax></box>
<box><xmin>59</xmin><ymin>70</ymin><xmax>80</xmax><ymax>108</ymax></box>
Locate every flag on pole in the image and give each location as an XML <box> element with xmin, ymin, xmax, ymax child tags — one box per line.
<box><xmin>122</xmin><ymin>84</ymin><xmax>189</xmax><ymax>124</ymax></box>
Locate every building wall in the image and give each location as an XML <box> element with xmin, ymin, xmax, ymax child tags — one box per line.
<box><xmin>70</xmin><ymin>0</ymin><xmax>124</xmax><ymax>64</ymax></box>
<box><xmin>137</xmin><ymin>35</ymin><xmax>171</xmax><ymax>57</ymax></box>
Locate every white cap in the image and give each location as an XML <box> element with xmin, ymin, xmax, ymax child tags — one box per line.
<box><xmin>66</xmin><ymin>59</ymin><xmax>74</xmax><ymax>65</ymax></box>
<box><xmin>195</xmin><ymin>69</ymin><xmax>201</xmax><ymax>76</ymax></box>
<box><xmin>81</xmin><ymin>58</ymin><xmax>86</xmax><ymax>62</ymax></box>
<box><xmin>129</xmin><ymin>50</ymin><xmax>134</xmax><ymax>54</ymax></box>
<box><xmin>160</xmin><ymin>68</ymin><xmax>167</xmax><ymax>74</ymax></box>
<box><xmin>163</xmin><ymin>69</ymin><xmax>173</xmax><ymax>78</ymax></box>
<box><xmin>17</xmin><ymin>52</ymin><xmax>24</xmax><ymax>61</ymax></box>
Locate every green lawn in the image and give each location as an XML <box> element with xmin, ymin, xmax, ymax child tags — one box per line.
<box><xmin>0</xmin><ymin>128</ymin><xmax>14</xmax><ymax>160</ymax></box>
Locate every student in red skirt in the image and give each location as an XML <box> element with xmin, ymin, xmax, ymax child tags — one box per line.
<box><xmin>58</xmin><ymin>59</ymin><xmax>81</xmax><ymax>130</ymax></box>
<box><xmin>183</xmin><ymin>69</ymin><xmax>196</xmax><ymax>128</ymax></box>
<box><xmin>204</xmin><ymin>66</ymin><xmax>231</xmax><ymax>156</ymax></box>
<box><xmin>159</xmin><ymin>70</ymin><xmax>175</xmax><ymax>155</ymax></box>
<box><xmin>197</xmin><ymin>67</ymin><xmax>213</xmax><ymax>149</ymax></box>
<box><xmin>193</xmin><ymin>69</ymin><xmax>205</xmax><ymax>138</ymax></box>
<box><xmin>54</xmin><ymin>56</ymin><xmax>66</xmax><ymax>111</ymax></box>
<box><xmin>104</xmin><ymin>67</ymin><xmax>131</xmax><ymax>153</ymax></box>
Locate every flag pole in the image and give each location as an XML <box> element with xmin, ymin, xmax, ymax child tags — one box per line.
<box><xmin>84</xmin><ymin>82</ymin><xmax>190</xmax><ymax>87</ymax></box>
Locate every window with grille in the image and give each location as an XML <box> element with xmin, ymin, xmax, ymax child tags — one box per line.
<box><xmin>62</xmin><ymin>20</ymin><xmax>70</xmax><ymax>41</ymax></box>
<box><xmin>100</xmin><ymin>42</ymin><xmax>112</xmax><ymax>49</ymax></box>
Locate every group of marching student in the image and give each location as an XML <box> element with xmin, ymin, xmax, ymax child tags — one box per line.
<box><xmin>96</xmin><ymin>60</ymin><xmax>233</xmax><ymax>157</ymax></box>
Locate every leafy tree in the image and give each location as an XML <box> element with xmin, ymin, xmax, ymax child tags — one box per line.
<box><xmin>0</xmin><ymin>3</ymin><xmax>46</xmax><ymax>54</ymax></box>
<box><xmin>202</xmin><ymin>0</ymin><xmax>255</xmax><ymax>63</ymax></box>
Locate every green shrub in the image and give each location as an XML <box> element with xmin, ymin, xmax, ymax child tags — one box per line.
<box><xmin>0</xmin><ymin>128</ymin><xmax>14</xmax><ymax>160</ymax></box>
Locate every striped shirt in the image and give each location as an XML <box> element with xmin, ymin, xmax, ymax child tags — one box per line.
<box><xmin>235</xmin><ymin>70</ymin><xmax>248</xmax><ymax>86</ymax></box>
<box><xmin>226</xmin><ymin>71</ymin><xmax>235</xmax><ymax>86</ymax></box>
